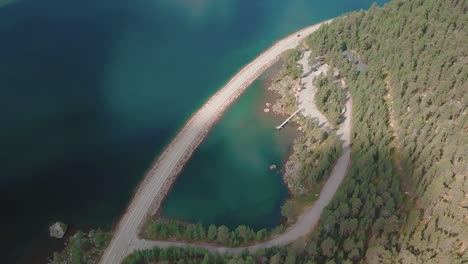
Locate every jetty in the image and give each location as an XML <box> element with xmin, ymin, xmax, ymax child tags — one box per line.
<box><xmin>276</xmin><ymin>109</ymin><xmax>301</xmax><ymax>130</ymax></box>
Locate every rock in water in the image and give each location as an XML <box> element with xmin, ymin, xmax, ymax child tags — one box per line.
<box><xmin>264</xmin><ymin>108</ymin><xmax>270</xmax><ymax>113</ymax></box>
<box><xmin>269</xmin><ymin>164</ymin><xmax>277</xmax><ymax>170</ymax></box>
<box><xmin>49</xmin><ymin>221</ymin><xmax>68</xmax><ymax>239</ymax></box>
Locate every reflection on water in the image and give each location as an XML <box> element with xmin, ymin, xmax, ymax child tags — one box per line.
<box><xmin>151</xmin><ymin>0</ymin><xmax>235</xmax><ymax>27</ymax></box>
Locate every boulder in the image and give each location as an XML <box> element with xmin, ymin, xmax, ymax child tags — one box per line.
<box><xmin>266</xmin><ymin>102</ymin><xmax>272</xmax><ymax>107</ymax></box>
<box><xmin>269</xmin><ymin>164</ymin><xmax>277</xmax><ymax>171</ymax></box>
<box><xmin>263</xmin><ymin>108</ymin><xmax>270</xmax><ymax>113</ymax></box>
<box><xmin>49</xmin><ymin>221</ymin><xmax>68</xmax><ymax>239</ymax></box>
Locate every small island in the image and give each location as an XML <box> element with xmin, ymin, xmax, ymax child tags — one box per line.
<box><xmin>49</xmin><ymin>221</ymin><xmax>68</xmax><ymax>239</ymax></box>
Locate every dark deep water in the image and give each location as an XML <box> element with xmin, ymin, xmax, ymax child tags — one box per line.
<box><xmin>0</xmin><ymin>0</ymin><xmax>389</xmax><ymax>262</ymax></box>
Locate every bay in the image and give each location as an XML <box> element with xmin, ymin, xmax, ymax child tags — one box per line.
<box><xmin>0</xmin><ymin>0</ymin><xmax>388</xmax><ymax>262</ymax></box>
<box><xmin>161</xmin><ymin>79</ymin><xmax>296</xmax><ymax>230</ymax></box>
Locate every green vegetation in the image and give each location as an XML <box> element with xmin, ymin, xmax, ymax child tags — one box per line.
<box><xmin>123</xmin><ymin>246</ymin><xmax>302</xmax><ymax>264</ymax></box>
<box><xmin>270</xmin><ymin>76</ymin><xmax>298</xmax><ymax>115</ymax></box>
<box><xmin>280</xmin><ymin>49</ymin><xmax>302</xmax><ymax>79</ymax></box>
<box><xmin>283</xmin><ymin>118</ymin><xmax>342</xmax><ymax>200</ymax></box>
<box><xmin>56</xmin><ymin>0</ymin><xmax>467</xmax><ymax>262</ymax></box>
<box><xmin>126</xmin><ymin>0</ymin><xmax>467</xmax><ymax>262</ymax></box>
<box><xmin>270</xmin><ymin>49</ymin><xmax>302</xmax><ymax>115</ymax></box>
<box><xmin>141</xmin><ymin>219</ymin><xmax>285</xmax><ymax>247</ymax></box>
<box><xmin>295</xmin><ymin>120</ymin><xmax>341</xmax><ymax>190</ymax></box>
<box><xmin>141</xmin><ymin>49</ymin><xmax>342</xmax><ymax>246</ymax></box>
<box><xmin>58</xmin><ymin>221</ymin><xmax>68</xmax><ymax>232</ymax></box>
<box><xmin>302</xmin><ymin>0</ymin><xmax>467</xmax><ymax>262</ymax></box>
<box><xmin>314</xmin><ymin>69</ymin><xmax>346</xmax><ymax>127</ymax></box>
<box><xmin>51</xmin><ymin>229</ymin><xmax>110</xmax><ymax>264</ymax></box>
<box><xmin>272</xmin><ymin>49</ymin><xmax>345</xmax><ymax>223</ymax></box>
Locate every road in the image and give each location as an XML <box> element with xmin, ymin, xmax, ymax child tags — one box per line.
<box><xmin>100</xmin><ymin>19</ymin><xmax>334</xmax><ymax>264</ymax></box>
<box><xmin>132</xmin><ymin>62</ymin><xmax>352</xmax><ymax>256</ymax></box>
<box><xmin>297</xmin><ymin>51</ymin><xmax>332</xmax><ymax>129</ymax></box>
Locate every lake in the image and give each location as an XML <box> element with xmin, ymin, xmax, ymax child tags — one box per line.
<box><xmin>0</xmin><ymin>0</ymin><xmax>388</xmax><ymax>262</ymax></box>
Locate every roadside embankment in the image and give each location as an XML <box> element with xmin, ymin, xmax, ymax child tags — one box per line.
<box><xmin>100</xmin><ymin>19</ymin><xmax>334</xmax><ymax>264</ymax></box>
<box><xmin>130</xmin><ymin>42</ymin><xmax>352</xmax><ymax>257</ymax></box>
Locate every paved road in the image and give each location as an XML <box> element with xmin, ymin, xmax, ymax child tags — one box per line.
<box><xmin>100</xmin><ymin>20</ymin><xmax>333</xmax><ymax>264</ymax></box>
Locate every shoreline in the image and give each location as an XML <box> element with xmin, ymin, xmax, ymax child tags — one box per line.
<box><xmin>259</xmin><ymin>61</ymin><xmax>302</xmax><ymax>198</ymax></box>
<box><xmin>100</xmin><ymin>19</ymin><xmax>334</xmax><ymax>264</ymax></box>
<box><xmin>141</xmin><ymin>59</ymin><xmax>302</xmax><ymax>244</ymax></box>
<box><xmin>137</xmin><ymin>78</ymin><xmax>351</xmax><ymax>256</ymax></box>
<box><xmin>134</xmin><ymin>46</ymin><xmax>352</xmax><ymax>254</ymax></box>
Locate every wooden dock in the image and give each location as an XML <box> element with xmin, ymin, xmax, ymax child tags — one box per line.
<box><xmin>276</xmin><ymin>109</ymin><xmax>301</xmax><ymax>130</ymax></box>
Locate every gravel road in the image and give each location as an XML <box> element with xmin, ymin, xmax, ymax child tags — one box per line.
<box><xmin>100</xmin><ymin>19</ymin><xmax>335</xmax><ymax>264</ymax></box>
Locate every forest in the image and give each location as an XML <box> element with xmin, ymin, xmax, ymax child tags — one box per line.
<box><xmin>51</xmin><ymin>229</ymin><xmax>110</xmax><ymax>264</ymax></box>
<box><xmin>282</xmin><ymin>119</ymin><xmax>342</xmax><ymax>202</ymax></box>
<box><xmin>280</xmin><ymin>49</ymin><xmax>302</xmax><ymax>79</ymax></box>
<box><xmin>55</xmin><ymin>0</ymin><xmax>467</xmax><ymax>262</ymax></box>
<box><xmin>313</xmin><ymin>69</ymin><xmax>346</xmax><ymax>127</ymax></box>
<box><xmin>303</xmin><ymin>0</ymin><xmax>466</xmax><ymax>262</ymax></box>
<box><xmin>123</xmin><ymin>246</ymin><xmax>302</xmax><ymax>264</ymax></box>
<box><xmin>141</xmin><ymin>219</ymin><xmax>286</xmax><ymax>247</ymax></box>
<box><xmin>126</xmin><ymin>0</ymin><xmax>467</xmax><ymax>262</ymax></box>
<box><xmin>139</xmin><ymin>47</ymin><xmax>342</xmax><ymax>247</ymax></box>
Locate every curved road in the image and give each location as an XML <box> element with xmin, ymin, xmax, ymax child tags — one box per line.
<box><xmin>100</xmin><ymin>19</ymin><xmax>336</xmax><ymax>264</ymax></box>
<box><xmin>132</xmin><ymin>74</ymin><xmax>352</xmax><ymax>255</ymax></box>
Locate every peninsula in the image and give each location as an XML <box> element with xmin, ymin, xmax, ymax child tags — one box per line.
<box><xmin>100</xmin><ymin>19</ymin><xmax>334</xmax><ymax>264</ymax></box>
<box><xmin>52</xmin><ymin>0</ymin><xmax>467</xmax><ymax>263</ymax></box>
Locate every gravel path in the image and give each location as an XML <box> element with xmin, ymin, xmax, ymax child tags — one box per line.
<box><xmin>133</xmin><ymin>79</ymin><xmax>352</xmax><ymax>256</ymax></box>
<box><xmin>297</xmin><ymin>51</ymin><xmax>331</xmax><ymax>129</ymax></box>
<box><xmin>99</xmin><ymin>20</ymin><xmax>334</xmax><ymax>264</ymax></box>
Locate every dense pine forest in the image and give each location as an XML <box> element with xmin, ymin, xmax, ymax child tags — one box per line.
<box><xmin>56</xmin><ymin>0</ymin><xmax>467</xmax><ymax>263</ymax></box>
<box><xmin>304</xmin><ymin>0</ymin><xmax>466</xmax><ymax>262</ymax></box>
<box><xmin>313</xmin><ymin>70</ymin><xmax>346</xmax><ymax>127</ymax></box>
<box><xmin>125</xmin><ymin>0</ymin><xmax>467</xmax><ymax>263</ymax></box>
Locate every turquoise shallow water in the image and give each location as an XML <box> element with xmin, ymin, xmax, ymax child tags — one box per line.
<box><xmin>0</xmin><ymin>0</ymin><xmax>388</xmax><ymax>262</ymax></box>
<box><xmin>161</xmin><ymin>80</ymin><xmax>296</xmax><ymax>229</ymax></box>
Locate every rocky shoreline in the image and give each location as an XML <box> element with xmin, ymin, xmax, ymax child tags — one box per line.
<box><xmin>260</xmin><ymin>58</ymin><xmax>304</xmax><ymax>195</ymax></box>
<box><xmin>267</xmin><ymin>75</ymin><xmax>301</xmax><ymax>116</ymax></box>
<box><xmin>262</xmin><ymin>51</ymin><xmax>341</xmax><ymax>199</ymax></box>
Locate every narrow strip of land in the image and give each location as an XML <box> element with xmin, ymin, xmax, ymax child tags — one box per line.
<box><xmin>100</xmin><ymin>19</ymin><xmax>333</xmax><ymax>264</ymax></box>
<box><xmin>130</xmin><ymin>67</ymin><xmax>352</xmax><ymax>255</ymax></box>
